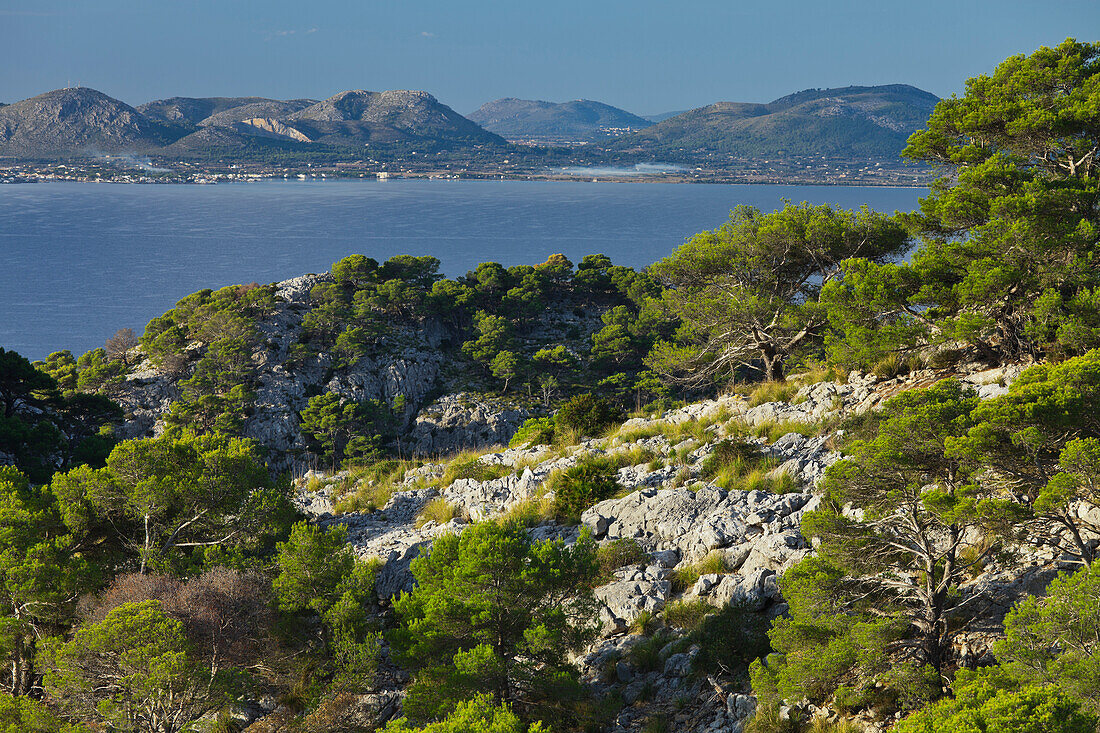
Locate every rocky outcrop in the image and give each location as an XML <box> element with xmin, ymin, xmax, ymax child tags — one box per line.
<box><xmin>407</xmin><ymin>393</ymin><xmax>534</xmax><ymax>455</ymax></box>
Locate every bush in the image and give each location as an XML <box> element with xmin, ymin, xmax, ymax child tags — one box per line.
<box><xmin>509</xmin><ymin>417</ymin><xmax>556</xmax><ymax>448</ymax></box>
<box><xmin>550</xmin><ymin>458</ymin><xmax>621</xmax><ymax>523</ymax></box>
<box><xmin>555</xmin><ymin>393</ymin><xmax>623</xmax><ymax>438</ymax></box>
<box><xmin>691</xmin><ymin>600</ymin><xmax>770</xmax><ymax>674</ymax></box>
<box><xmin>597</xmin><ymin>538</ymin><xmax>647</xmax><ymax>578</ymax></box>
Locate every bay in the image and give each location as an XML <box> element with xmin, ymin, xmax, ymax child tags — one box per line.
<box><xmin>0</xmin><ymin>180</ymin><xmax>923</xmax><ymax>360</ymax></box>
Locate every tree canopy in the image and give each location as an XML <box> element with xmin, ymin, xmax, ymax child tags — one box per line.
<box><xmin>647</xmin><ymin>202</ymin><xmax>908</xmax><ymax>383</ymax></box>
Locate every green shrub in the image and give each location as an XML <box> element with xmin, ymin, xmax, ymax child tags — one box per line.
<box><xmin>691</xmin><ymin>599</ymin><xmax>770</xmax><ymax>674</ymax></box>
<box><xmin>508</xmin><ymin>417</ymin><xmax>556</xmax><ymax>448</ymax></box>
<box><xmin>597</xmin><ymin>538</ymin><xmax>647</xmax><ymax>578</ymax></box>
<box><xmin>555</xmin><ymin>393</ymin><xmax>624</xmax><ymax>438</ymax></box>
<box><xmin>550</xmin><ymin>458</ymin><xmax>621</xmax><ymax>523</ymax></box>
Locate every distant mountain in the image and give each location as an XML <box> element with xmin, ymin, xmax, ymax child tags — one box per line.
<box><xmin>0</xmin><ymin>88</ymin><xmax>185</xmax><ymax>156</ymax></box>
<box><xmin>198</xmin><ymin>99</ymin><xmax>317</xmax><ymax>127</ymax></box>
<box><xmin>643</xmin><ymin>110</ymin><xmax>689</xmax><ymax>123</ymax></box>
<box><xmin>286</xmin><ymin>90</ymin><xmax>503</xmax><ymax>146</ymax></box>
<box><xmin>611</xmin><ymin>84</ymin><xmax>940</xmax><ymax>159</ymax></box>
<box><xmin>137</xmin><ymin>97</ymin><xmax>270</xmax><ymax>125</ymax></box>
<box><xmin>469</xmin><ymin>98</ymin><xmax>652</xmax><ymax>143</ymax></box>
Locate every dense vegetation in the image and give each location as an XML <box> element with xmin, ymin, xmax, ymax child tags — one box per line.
<box><xmin>0</xmin><ymin>38</ymin><xmax>1096</xmax><ymax>733</ymax></box>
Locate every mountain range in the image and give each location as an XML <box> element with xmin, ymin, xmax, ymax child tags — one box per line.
<box><xmin>0</xmin><ymin>84</ymin><xmax>940</xmax><ymax>164</ymax></box>
<box><xmin>611</xmin><ymin>84</ymin><xmax>940</xmax><ymax>159</ymax></box>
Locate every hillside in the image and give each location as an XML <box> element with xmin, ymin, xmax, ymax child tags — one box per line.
<box><xmin>136</xmin><ymin>96</ymin><xmax>276</xmax><ymax>124</ymax></box>
<box><xmin>0</xmin><ymin>87</ymin><xmax>186</xmax><ymax>156</ymax></box>
<box><xmin>611</xmin><ymin>84</ymin><xmax>940</xmax><ymax>160</ymax></box>
<box><xmin>469</xmin><ymin>97</ymin><xmax>653</xmax><ymax>143</ymax></box>
<box><xmin>285</xmin><ymin>89</ymin><xmax>505</xmax><ymax>146</ymax></box>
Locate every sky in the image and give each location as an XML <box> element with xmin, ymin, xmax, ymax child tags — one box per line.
<box><xmin>1</xmin><ymin>0</ymin><xmax>1097</xmax><ymax>115</ymax></box>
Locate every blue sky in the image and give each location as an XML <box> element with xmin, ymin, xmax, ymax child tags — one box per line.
<box><xmin>1</xmin><ymin>0</ymin><xmax>1096</xmax><ymax>115</ymax></box>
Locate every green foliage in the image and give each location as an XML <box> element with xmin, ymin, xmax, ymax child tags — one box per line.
<box><xmin>50</xmin><ymin>430</ymin><xmax>291</xmax><ymax>574</ymax></box>
<box><xmin>549</xmin><ymin>458</ymin><xmax>621</xmax><ymax>523</ymax></box>
<box><xmin>555</xmin><ymin>393</ymin><xmax>623</xmax><ymax>438</ymax></box>
<box><xmin>299</xmin><ymin>391</ymin><xmax>397</xmax><ymax>466</ymax></box>
<box><xmin>491</xmin><ymin>350</ymin><xmax>521</xmax><ymax>393</ymax></box>
<box><xmin>44</xmin><ymin>600</ymin><xmax>227</xmax><ymax>733</ymax></box>
<box><xmin>509</xmin><ymin>417</ymin><xmax>557</xmax><ymax>448</ymax></box>
<box><xmin>596</xmin><ymin>538</ymin><xmax>647</xmax><ymax>578</ymax></box>
<box><xmin>956</xmin><ymin>350</ymin><xmax>1100</xmax><ymax>565</ymax></box>
<box><xmin>996</xmin><ymin>562</ymin><xmax>1100</xmax><ymax>714</ymax></box>
<box><xmin>462</xmin><ymin>311</ymin><xmax>514</xmax><ymax>365</ymax></box>
<box><xmin>0</xmin><ymin>348</ymin><xmax>121</xmax><ymax>482</ymax></box>
<box><xmin>894</xmin><ymin>667</ymin><xmax>1097</xmax><ymax>733</ymax></box>
<box><xmin>0</xmin><ymin>693</ymin><xmax>85</xmax><ymax>733</ymax></box>
<box><xmin>647</xmin><ymin>202</ymin><xmax>908</xmax><ymax>385</ymax></box>
<box><xmin>804</xmin><ymin>381</ymin><xmax>1018</xmax><ymax>679</ymax></box>
<box><xmin>274</xmin><ymin>521</ymin><xmax>381</xmax><ymax>693</ymax></box>
<box><xmin>690</xmin><ymin>599</ymin><xmax>770</xmax><ymax>675</ymax></box>
<box><xmin>0</xmin><ymin>467</ymin><xmax>93</xmax><ymax>696</ymax></box>
<box><xmin>391</xmin><ymin>520</ymin><xmax>599</xmax><ymax>726</ymax></box>
<box><xmin>899</xmin><ymin>39</ymin><xmax>1100</xmax><ymax>361</ymax></box>
<box><xmin>383</xmin><ymin>694</ymin><xmax>549</xmax><ymax>733</ymax></box>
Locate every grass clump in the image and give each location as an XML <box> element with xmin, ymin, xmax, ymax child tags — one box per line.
<box><xmin>548</xmin><ymin>457</ymin><xmax>621</xmax><ymax>523</ymax></box>
<box><xmin>747</xmin><ymin>380</ymin><xmax>800</xmax><ymax>407</ymax></box>
<box><xmin>698</xmin><ymin>438</ymin><xmax>801</xmax><ymax>494</ymax></box>
<box><xmin>663</xmin><ymin>598</ymin><xmax>715</xmax><ymax>631</ymax></box>
<box><xmin>498</xmin><ymin>495</ymin><xmax>554</xmax><ymax>527</ymax></box>
<box><xmin>333</xmin><ymin>458</ymin><xmax>418</xmax><ymax>513</ymax></box>
<box><xmin>597</xmin><ymin>538</ymin><xmax>647</xmax><ymax>579</ymax></box>
<box><xmin>672</xmin><ymin>551</ymin><xmax>731</xmax><ymax>592</ymax></box>
<box><xmin>415</xmin><ymin>497</ymin><xmax>459</xmax><ymax>528</ymax></box>
<box><xmin>747</xmin><ymin>419</ymin><xmax>820</xmax><ymax>443</ymax></box>
<box><xmin>439</xmin><ymin>449</ymin><xmax>510</xmax><ymax>486</ymax></box>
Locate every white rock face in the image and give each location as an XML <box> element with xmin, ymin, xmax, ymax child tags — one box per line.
<box><xmin>407</xmin><ymin>393</ymin><xmax>533</xmax><ymax>456</ymax></box>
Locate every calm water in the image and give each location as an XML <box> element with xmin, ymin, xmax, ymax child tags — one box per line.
<box><xmin>0</xmin><ymin>180</ymin><xmax>924</xmax><ymax>360</ymax></box>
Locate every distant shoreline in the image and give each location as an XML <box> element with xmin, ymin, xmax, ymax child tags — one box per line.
<box><xmin>0</xmin><ymin>169</ymin><xmax>931</xmax><ymax>188</ymax></box>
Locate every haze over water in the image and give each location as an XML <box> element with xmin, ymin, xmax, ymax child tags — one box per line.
<box><xmin>0</xmin><ymin>180</ymin><xmax>923</xmax><ymax>360</ymax></box>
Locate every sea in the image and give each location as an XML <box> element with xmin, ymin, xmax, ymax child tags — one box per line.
<box><xmin>0</xmin><ymin>179</ymin><xmax>924</xmax><ymax>360</ymax></box>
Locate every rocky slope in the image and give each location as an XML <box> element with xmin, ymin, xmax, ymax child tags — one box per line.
<box><xmin>469</xmin><ymin>98</ymin><xmax>653</xmax><ymax>143</ymax></box>
<box><xmin>286</xmin><ymin>90</ymin><xmax>505</xmax><ymax>146</ymax></box>
<box><xmin>111</xmin><ymin>272</ymin><xmax>610</xmax><ymax>472</ymax></box>
<box><xmin>286</xmin><ymin>361</ymin><xmax>1050</xmax><ymax>732</ymax></box>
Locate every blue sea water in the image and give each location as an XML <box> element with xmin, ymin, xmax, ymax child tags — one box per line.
<box><xmin>0</xmin><ymin>179</ymin><xmax>923</xmax><ymax>360</ymax></box>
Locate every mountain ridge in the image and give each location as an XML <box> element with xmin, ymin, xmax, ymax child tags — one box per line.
<box><xmin>469</xmin><ymin>97</ymin><xmax>653</xmax><ymax>143</ymax></box>
<box><xmin>611</xmin><ymin>83</ymin><xmax>940</xmax><ymax>160</ymax></box>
